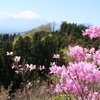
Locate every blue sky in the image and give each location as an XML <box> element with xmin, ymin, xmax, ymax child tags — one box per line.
<box><xmin>0</xmin><ymin>0</ymin><xmax>100</xmax><ymax>26</ymax></box>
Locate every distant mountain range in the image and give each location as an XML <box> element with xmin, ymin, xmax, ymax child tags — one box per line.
<box><xmin>0</xmin><ymin>17</ymin><xmax>92</xmax><ymax>34</ymax></box>
<box><xmin>0</xmin><ymin>17</ymin><xmax>48</xmax><ymax>33</ymax></box>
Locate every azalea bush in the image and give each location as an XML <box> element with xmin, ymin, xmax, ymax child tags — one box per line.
<box><xmin>7</xmin><ymin>52</ymin><xmax>37</xmax><ymax>99</ymax></box>
<box><xmin>6</xmin><ymin>52</ymin><xmax>50</xmax><ymax>100</ymax></box>
<box><xmin>49</xmin><ymin>26</ymin><xmax>100</xmax><ymax>100</ymax></box>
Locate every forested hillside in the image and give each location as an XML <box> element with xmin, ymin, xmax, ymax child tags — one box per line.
<box><xmin>0</xmin><ymin>21</ymin><xmax>99</xmax><ymax>92</ymax></box>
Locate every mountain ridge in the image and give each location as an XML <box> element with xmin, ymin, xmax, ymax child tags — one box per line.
<box><xmin>0</xmin><ymin>17</ymin><xmax>93</xmax><ymax>34</ymax></box>
<box><xmin>0</xmin><ymin>17</ymin><xmax>48</xmax><ymax>33</ymax></box>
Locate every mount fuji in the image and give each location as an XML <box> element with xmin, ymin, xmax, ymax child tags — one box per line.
<box><xmin>0</xmin><ymin>10</ymin><xmax>48</xmax><ymax>33</ymax></box>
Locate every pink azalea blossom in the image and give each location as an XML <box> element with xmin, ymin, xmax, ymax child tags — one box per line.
<box><xmin>49</xmin><ymin>61</ymin><xmax>100</xmax><ymax>99</ymax></box>
<box><xmin>26</xmin><ymin>64</ymin><xmax>30</xmax><ymax>68</ymax></box>
<box><xmin>53</xmin><ymin>54</ymin><xmax>60</xmax><ymax>58</ymax></box>
<box><xmin>0</xmin><ymin>95</ymin><xmax>2</xmax><ymax>98</ymax></box>
<box><xmin>7</xmin><ymin>51</ymin><xmax>13</xmax><ymax>56</ymax></box>
<box><xmin>50</xmin><ymin>62</ymin><xmax>56</xmax><ymax>66</ymax></box>
<box><xmin>54</xmin><ymin>84</ymin><xmax>62</xmax><ymax>93</ymax></box>
<box><xmin>89</xmin><ymin>47</ymin><xmax>95</xmax><ymax>53</ymax></box>
<box><xmin>15</xmin><ymin>70</ymin><xmax>19</xmax><ymax>74</ymax></box>
<box><xmin>82</xmin><ymin>26</ymin><xmax>100</xmax><ymax>39</ymax></box>
<box><xmin>14</xmin><ymin>56</ymin><xmax>21</xmax><ymax>62</ymax></box>
<box><xmin>40</xmin><ymin>65</ymin><xmax>45</xmax><ymax>70</ymax></box>
<box><xmin>67</xmin><ymin>45</ymin><xmax>88</xmax><ymax>62</ymax></box>
<box><xmin>49</xmin><ymin>64</ymin><xmax>58</xmax><ymax>74</ymax></box>
<box><xmin>26</xmin><ymin>64</ymin><xmax>36</xmax><ymax>71</ymax></box>
<box><xmin>12</xmin><ymin>64</ymin><xmax>16</xmax><ymax>69</ymax></box>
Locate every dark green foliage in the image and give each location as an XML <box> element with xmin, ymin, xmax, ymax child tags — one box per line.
<box><xmin>31</xmin><ymin>32</ymin><xmax>57</xmax><ymax>73</ymax></box>
<box><xmin>0</xmin><ymin>33</ymin><xmax>19</xmax><ymax>42</ymax></box>
<box><xmin>14</xmin><ymin>36</ymin><xmax>32</xmax><ymax>63</ymax></box>
<box><xmin>60</xmin><ymin>21</ymin><xmax>68</xmax><ymax>32</ymax></box>
<box><xmin>0</xmin><ymin>40</ymin><xmax>14</xmax><ymax>89</ymax></box>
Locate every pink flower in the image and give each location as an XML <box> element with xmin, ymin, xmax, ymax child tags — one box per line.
<box><xmin>26</xmin><ymin>64</ymin><xmax>30</xmax><ymax>68</ymax></box>
<box><xmin>26</xmin><ymin>64</ymin><xmax>36</xmax><ymax>71</ymax></box>
<box><xmin>93</xmin><ymin>49</ymin><xmax>100</xmax><ymax>66</ymax></box>
<box><xmin>49</xmin><ymin>65</ymin><xmax>62</xmax><ymax>75</ymax></box>
<box><xmin>50</xmin><ymin>62</ymin><xmax>56</xmax><ymax>66</ymax></box>
<box><xmin>92</xmin><ymin>92</ymin><xmax>100</xmax><ymax>100</ymax></box>
<box><xmin>83</xmin><ymin>86</ymin><xmax>88</xmax><ymax>94</ymax></box>
<box><xmin>49</xmin><ymin>64</ymin><xmax>57</xmax><ymax>74</ymax></box>
<box><xmin>72</xmin><ymin>84</ymin><xmax>79</xmax><ymax>95</ymax></box>
<box><xmin>0</xmin><ymin>95</ymin><xmax>2</xmax><ymax>98</ymax></box>
<box><xmin>14</xmin><ymin>56</ymin><xmax>21</xmax><ymax>62</ymax></box>
<box><xmin>54</xmin><ymin>84</ymin><xmax>62</xmax><ymax>93</ymax></box>
<box><xmin>40</xmin><ymin>65</ymin><xmax>45</xmax><ymax>70</ymax></box>
<box><xmin>67</xmin><ymin>45</ymin><xmax>87</xmax><ymax>62</ymax></box>
<box><xmin>53</xmin><ymin>54</ymin><xmax>60</xmax><ymax>58</ymax></box>
<box><xmin>49</xmin><ymin>61</ymin><xmax>100</xmax><ymax>98</ymax></box>
<box><xmin>82</xmin><ymin>26</ymin><xmax>100</xmax><ymax>39</ymax></box>
<box><xmin>89</xmin><ymin>47</ymin><xmax>95</xmax><ymax>53</ymax></box>
<box><xmin>7</xmin><ymin>51</ymin><xmax>13</xmax><ymax>56</ymax></box>
<box><xmin>12</xmin><ymin>64</ymin><xmax>16</xmax><ymax>69</ymax></box>
<box><xmin>15</xmin><ymin>70</ymin><xmax>19</xmax><ymax>74</ymax></box>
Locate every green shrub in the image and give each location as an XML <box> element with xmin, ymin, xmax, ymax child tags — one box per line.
<box><xmin>53</xmin><ymin>94</ymin><xmax>71</xmax><ymax>100</ymax></box>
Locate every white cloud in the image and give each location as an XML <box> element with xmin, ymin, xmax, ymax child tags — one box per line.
<box><xmin>0</xmin><ymin>10</ymin><xmax>41</xmax><ymax>19</ymax></box>
<box><xmin>0</xmin><ymin>12</ymin><xmax>12</xmax><ymax>19</ymax></box>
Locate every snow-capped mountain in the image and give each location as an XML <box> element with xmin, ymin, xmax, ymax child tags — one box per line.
<box><xmin>0</xmin><ymin>10</ymin><xmax>48</xmax><ymax>33</ymax></box>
